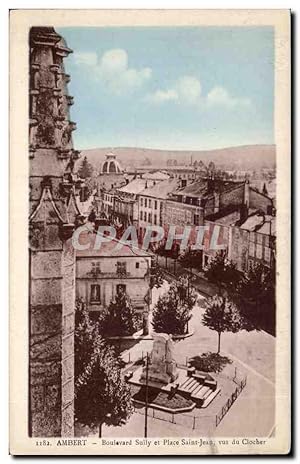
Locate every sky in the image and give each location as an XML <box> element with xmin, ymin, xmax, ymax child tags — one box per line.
<box><xmin>58</xmin><ymin>26</ymin><xmax>274</xmax><ymax>151</ymax></box>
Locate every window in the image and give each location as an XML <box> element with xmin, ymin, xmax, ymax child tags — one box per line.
<box><xmin>148</xmin><ymin>212</ymin><xmax>152</xmax><ymax>222</ymax></box>
<box><xmin>194</xmin><ymin>214</ymin><xmax>200</xmax><ymax>226</ymax></box>
<box><xmin>140</xmin><ymin>197</ymin><xmax>143</xmax><ymax>206</ymax></box>
<box><xmin>155</xmin><ymin>200</ymin><xmax>158</xmax><ymax>210</ymax></box>
<box><xmin>140</xmin><ymin>211</ymin><xmax>143</xmax><ymax>220</ymax></box>
<box><xmin>264</xmin><ymin>247</ymin><xmax>271</xmax><ymax>262</ymax></box>
<box><xmin>144</xmin><ymin>212</ymin><xmax>147</xmax><ymax>221</ymax></box>
<box><xmin>116</xmin><ymin>284</ymin><xmax>126</xmax><ymax>295</ymax></box>
<box><xmin>91</xmin><ymin>262</ymin><xmax>101</xmax><ymax>275</ymax></box>
<box><xmin>149</xmin><ymin>199</ymin><xmax>152</xmax><ymax>208</ymax></box>
<box><xmin>249</xmin><ymin>242</ymin><xmax>255</xmax><ymax>257</ymax></box>
<box><xmin>116</xmin><ymin>262</ymin><xmax>127</xmax><ymax>276</ymax></box>
<box><xmin>90</xmin><ymin>284</ymin><xmax>100</xmax><ymax>303</ymax></box>
<box><xmin>256</xmin><ymin>244</ymin><xmax>263</xmax><ymax>259</ymax></box>
<box><xmin>136</xmin><ymin>262</ymin><xmax>140</xmax><ymax>269</ymax></box>
<box><xmin>257</xmin><ymin>234</ymin><xmax>263</xmax><ymax>245</ymax></box>
<box><xmin>145</xmin><ymin>198</ymin><xmax>147</xmax><ymax>207</ymax></box>
<box><xmin>154</xmin><ymin>214</ymin><xmax>157</xmax><ymax>225</ymax></box>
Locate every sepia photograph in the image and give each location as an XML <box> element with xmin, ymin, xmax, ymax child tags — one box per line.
<box><xmin>9</xmin><ymin>9</ymin><xmax>291</xmax><ymax>455</ymax></box>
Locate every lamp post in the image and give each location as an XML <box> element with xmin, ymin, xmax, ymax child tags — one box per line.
<box><xmin>144</xmin><ymin>352</ymin><xmax>149</xmax><ymax>438</ymax></box>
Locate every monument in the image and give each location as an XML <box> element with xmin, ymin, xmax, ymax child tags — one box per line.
<box><xmin>140</xmin><ymin>333</ymin><xmax>178</xmax><ymax>385</ymax></box>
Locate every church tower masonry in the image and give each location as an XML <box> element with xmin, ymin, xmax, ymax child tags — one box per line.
<box><xmin>29</xmin><ymin>27</ymin><xmax>80</xmax><ymax>436</ymax></box>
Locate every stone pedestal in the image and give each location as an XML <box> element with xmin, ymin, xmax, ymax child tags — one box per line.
<box><xmin>140</xmin><ymin>333</ymin><xmax>178</xmax><ymax>385</ymax></box>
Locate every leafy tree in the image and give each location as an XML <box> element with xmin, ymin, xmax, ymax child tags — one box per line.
<box><xmin>156</xmin><ymin>241</ymin><xmax>179</xmax><ymax>259</ymax></box>
<box><xmin>236</xmin><ymin>262</ymin><xmax>275</xmax><ymax>333</ymax></box>
<box><xmin>75</xmin><ymin>299</ymin><xmax>132</xmax><ymax>437</ymax></box>
<box><xmin>99</xmin><ymin>290</ymin><xmax>141</xmax><ymax>337</ymax></box>
<box><xmin>189</xmin><ymin>352</ymin><xmax>232</xmax><ymax>373</ymax></box>
<box><xmin>174</xmin><ymin>274</ymin><xmax>197</xmax><ymax>311</ymax></box>
<box><xmin>178</xmin><ymin>248</ymin><xmax>203</xmax><ymax>271</ymax></box>
<box><xmin>202</xmin><ymin>295</ymin><xmax>241</xmax><ymax>353</ymax></box>
<box><xmin>152</xmin><ymin>276</ymin><xmax>195</xmax><ymax>335</ymax></box>
<box><xmin>149</xmin><ymin>257</ymin><xmax>164</xmax><ymax>290</ymax></box>
<box><xmin>75</xmin><ymin>298</ymin><xmax>100</xmax><ymax>381</ymax></box>
<box><xmin>204</xmin><ymin>251</ymin><xmax>241</xmax><ymax>295</ymax></box>
<box><xmin>78</xmin><ymin>156</ymin><xmax>94</xmax><ymax>179</ymax></box>
<box><xmin>152</xmin><ymin>292</ymin><xmax>191</xmax><ymax>335</ymax></box>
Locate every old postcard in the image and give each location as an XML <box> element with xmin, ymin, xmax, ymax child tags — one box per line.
<box><xmin>10</xmin><ymin>9</ymin><xmax>291</xmax><ymax>455</ymax></box>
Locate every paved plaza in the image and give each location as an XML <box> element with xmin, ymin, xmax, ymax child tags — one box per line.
<box><xmin>100</xmin><ymin>282</ymin><xmax>276</xmax><ymax>438</ymax></box>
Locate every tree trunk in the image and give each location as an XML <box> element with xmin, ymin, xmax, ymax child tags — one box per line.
<box><xmin>98</xmin><ymin>422</ymin><xmax>103</xmax><ymax>438</ymax></box>
<box><xmin>217</xmin><ymin>332</ymin><xmax>221</xmax><ymax>354</ymax></box>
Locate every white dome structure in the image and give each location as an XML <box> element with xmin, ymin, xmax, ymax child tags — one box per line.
<box><xmin>100</xmin><ymin>153</ymin><xmax>123</xmax><ymax>174</ymax></box>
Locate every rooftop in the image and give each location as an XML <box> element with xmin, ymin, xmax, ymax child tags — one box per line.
<box><xmin>139</xmin><ymin>179</ymin><xmax>180</xmax><ymax>199</ymax></box>
<box><xmin>240</xmin><ymin>213</ymin><xmax>276</xmax><ymax>236</ymax></box>
<box><xmin>76</xmin><ymin>226</ymin><xmax>151</xmax><ymax>258</ymax></box>
<box><xmin>175</xmin><ymin>179</ymin><xmax>244</xmax><ymax>198</ymax></box>
<box><xmin>118</xmin><ymin>178</ymin><xmax>149</xmax><ymax>195</ymax></box>
<box><xmin>142</xmin><ymin>171</ymin><xmax>170</xmax><ymax>181</ymax></box>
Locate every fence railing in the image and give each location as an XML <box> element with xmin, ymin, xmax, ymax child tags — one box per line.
<box><xmin>132</xmin><ymin>403</ymin><xmax>214</xmax><ymax>432</ymax></box>
<box><xmin>215</xmin><ymin>376</ymin><xmax>247</xmax><ymax>427</ymax></box>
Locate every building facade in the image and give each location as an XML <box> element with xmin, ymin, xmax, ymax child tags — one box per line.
<box><xmin>76</xmin><ymin>233</ymin><xmax>152</xmax><ymax>333</ymax></box>
<box><xmin>137</xmin><ymin>179</ymin><xmax>180</xmax><ymax>242</ymax></box>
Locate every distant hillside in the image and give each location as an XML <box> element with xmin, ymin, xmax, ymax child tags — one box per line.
<box><xmin>78</xmin><ymin>144</ymin><xmax>276</xmax><ymax>172</ymax></box>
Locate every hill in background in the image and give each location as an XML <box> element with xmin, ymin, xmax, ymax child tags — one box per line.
<box><xmin>78</xmin><ymin>144</ymin><xmax>276</xmax><ymax>172</ymax></box>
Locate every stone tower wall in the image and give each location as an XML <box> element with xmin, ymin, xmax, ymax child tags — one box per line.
<box><xmin>29</xmin><ymin>27</ymin><xmax>80</xmax><ymax>437</ymax></box>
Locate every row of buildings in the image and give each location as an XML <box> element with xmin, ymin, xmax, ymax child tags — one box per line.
<box><xmin>94</xmin><ymin>153</ymin><xmax>276</xmax><ymax>273</ymax></box>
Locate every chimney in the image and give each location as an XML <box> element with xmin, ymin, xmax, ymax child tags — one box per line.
<box><xmin>207</xmin><ymin>174</ymin><xmax>215</xmax><ymax>193</ymax></box>
<box><xmin>240</xmin><ymin>203</ymin><xmax>248</xmax><ymax>224</ymax></box>
<box><xmin>244</xmin><ymin>179</ymin><xmax>250</xmax><ymax>207</ymax></box>
<box><xmin>214</xmin><ymin>192</ymin><xmax>220</xmax><ymax>213</ymax></box>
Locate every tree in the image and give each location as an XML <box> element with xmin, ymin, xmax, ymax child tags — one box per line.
<box><xmin>155</xmin><ymin>240</ymin><xmax>178</xmax><ymax>270</ymax></box>
<box><xmin>174</xmin><ymin>274</ymin><xmax>197</xmax><ymax>311</ymax></box>
<box><xmin>152</xmin><ymin>292</ymin><xmax>191</xmax><ymax>335</ymax></box>
<box><xmin>75</xmin><ymin>300</ymin><xmax>133</xmax><ymax>437</ymax></box>
<box><xmin>202</xmin><ymin>295</ymin><xmax>241</xmax><ymax>353</ymax></box>
<box><xmin>178</xmin><ymin>248</ymin><xmax>203</xmax><ymax>272</ymax></box>
<box><xmin>150</xmin><ymin>257</ymin><xmax>164</xmax><ymax>290</ymax></box>
<box><xmin>204</xmin><ymin>251</ymin><xmax>241</xmax><ymax>295</ymax></box>
<box><xmin>236</xmin><ymin>262</ymin><xmax>275</xmax><ymax>333</ymax></box>
<box><xmin>78</xmin><ymin>156</ymin><xmax>94</xmax><ymax>179</ymax></box>
<box><xmin>75</xmin><ymin>298</ymin><xmax>99</xmax><ymax>381</ymax></box>
<box><xmin>99</xmin><ymin>290</ymin><xmax>141</xmax><ymax>337</ymax></box>
<box><xmin>152</xmin><ymin>277</ymin><xmax>195</xmax><ymax>335</ymax></box>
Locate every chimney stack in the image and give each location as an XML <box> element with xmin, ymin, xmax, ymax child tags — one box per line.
<box><xmin>244</xmin><ymin>179</ymin><xmax>250</xmax><ymax>207</ymax></box>
<box><xmin>207</xmin><ymin>174</ymin><xmax>215</xmax><ymax>193</ymax></box>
